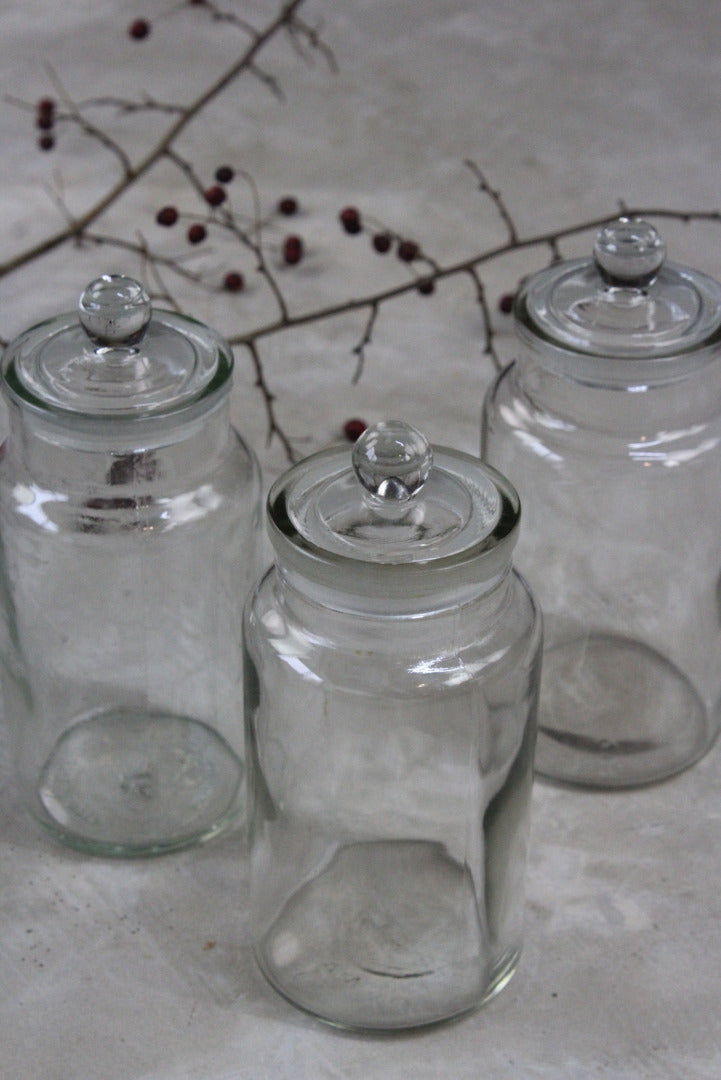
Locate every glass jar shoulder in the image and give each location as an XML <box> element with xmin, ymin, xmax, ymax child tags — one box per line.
<box><xmin>245</xmin><ymin>568</ymin><xmax>541</xmax><ymax>697</ymax></box>
<box><xmin>483</xmin><ymin>357</ymin><xmax>721</xmax><ymax>465</ymax></box>
<box><xmin>0</xmin><ymin>419</ymin><xmax>261</xmax><ymax>539</ymax></box>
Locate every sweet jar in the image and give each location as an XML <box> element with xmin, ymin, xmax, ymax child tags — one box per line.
<box><xmin>0</xmin><ymin>275</ymin><xmax>261</xmax><ymax>855</ymax></box>
<box><xmin>482</xmin><ymin>218</ymin><xmax>721</xmax><ymax>788</ymax></box>
<box><xmin>243</xmin><ymin>420</ymin><xmax>542</xmax><ymax>1031</ymax></box>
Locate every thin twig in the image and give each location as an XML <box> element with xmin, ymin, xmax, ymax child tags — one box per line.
<box><xmin>142</xmin><ymin>250</ymin><xmax>186</xmax><ymax>314</ymax></box>
<box><xmin>75</xmin><ymin>94</ymin><xmax>185</xmax><ymax>116</ymax></box>
<box><xmin>465</xmin><ymin>267</ymin><xmax>502</xmax><ymax>372</ymax></box>
<box><xmin>164</xmin><ymin>147</ymin><xmax>219</xmax><ymax>207</ymax></box>
<box><xmin>242</xmin><ymin>339</ymin><xmax>296</xmax><ymax>460</ymax></box>
<box><xmin>226</xmin><ymin>170</ymin><xmax>290</xmax><ymax>322</ymax></box>
<box><xmin>287</xmin><ymin>15</ymin><xmax>339</xmax><ymax>73</ymax></box>
<box><xmin>82</xmin><ymin>230</ymin><xmax>208</xmax><ymax>287</ymax></box>
<box><xmin>465</xmin><ymin>159</ymin><xmax>519</xmax><ymax>244</ymax></box>
<box><xmin>44</xmin><ymin>64</ymin><xmax>134</xmax><ymax>177</ymax></box>
<box><xmin>199</xmin><ymin>2</ymin><xmax>259</xmax><ymax>38</ymax></box>
<box><xmin>351</xmin><ymin>302</ymin><xmax>380</xmax><ymax>384</ymax></box>
<box><xmin>547</xmin><ymin>236</ymin><xmax>562</xmax><ymax>262</ymax></box>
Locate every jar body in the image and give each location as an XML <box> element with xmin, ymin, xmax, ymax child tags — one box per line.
<box><xmin>244</xmin><ymin>568</ymin><xmax>541</xmax><ymax>1031</ymax></box>
<box><xmin>0</xmin><ymin>396</ymin><xmax>261</xmax><ymax>854</ymax></box>
<box><xmin>482</xmin><ymin>354</ymin><xmax>721</xmax><ymax>787</ymax></box>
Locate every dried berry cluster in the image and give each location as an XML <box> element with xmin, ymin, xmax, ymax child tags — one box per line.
<box><xmin>153</xmin><ymin>164</ymin><xmax>306</xmax><ymax>293</ymax></box>
<box><xmin>35</xmin><ymin>97</ymin><xmax>56</xmax><ymax>152</ymax></box>
<box><xmin>338</xmin><ymin>206</ymin><xmax>434</xmax><ymax>295</ymax></box>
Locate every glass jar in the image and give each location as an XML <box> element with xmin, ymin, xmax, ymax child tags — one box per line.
<box><xmin>482</xmin><ymin>218</ymin><xmax>721</xmax><ymax>789</ymax></box>
<box><xmin>0</xmin><ymin>275</ymin><xmax>262</xmax><ymax>855</ymax></box>
<box><xmin>243</xmin><ymin>420</ymin><xmax>542</xmax><ymax>1031</ymax></box>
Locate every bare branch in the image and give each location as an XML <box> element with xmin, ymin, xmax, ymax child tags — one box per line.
<box><xmin>0</xmin><ymin>0</ymin><xmax>307</xmax><ymax>278</ymax></box>
<box><xmin>224</xmin><ymin>203</ymin><xmax>721</xmax><ymax>459</ymax></box>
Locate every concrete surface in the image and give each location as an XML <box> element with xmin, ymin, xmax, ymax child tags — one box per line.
<box><xmin>0</xmin><ymin>2</ymin><xmax>720</xmax><ymax>1077</ymax></box>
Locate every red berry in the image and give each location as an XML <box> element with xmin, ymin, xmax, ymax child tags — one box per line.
<box><xmin>128</xmin><ymin>18</ymin><xmax>151</xmax><ymax>40</ymax></box>
<box><xmin>204</xmin><ymin>185</ymin><xmax>226</xmax><ymax>207</ymax></box>
<box><xmin>283</xmin><ymin>235</ymin><xmax>304</xmax><ymax>265</ymax></box>
<box><xmin>37</xmin><ymin>98</ymin><xmax>55</xmax><ymax>117</ymax></box>
<box><xmin>343</xmin><ymin>418</ymin><xmax>368</xmax><ymax>442</ymax></box>
<box><xmin>278</xmin><ymin>196</ymin><xmax>299</xmax><ymax>216</ymax></box>
<box><xmin>38</xmin><ymin>134</ymin><xmax>55</xmax><ymax>152</ymax></box>
<box><xmin>417</xmin><ymin>277</ymin><xmax>435</xmax><ymax>296</ymax></box>
<box><xmin>372</xmin><ymin>232</ymin><xmax>392</xmax><ymax>254</ymax></box>
<box><xmin>397</xmin><ymin>239</ymin><xmax>420</xmax><ymax>262</ymax></box>
<box><xmin>214</xmin><ymin>165</ymin><xmax>234</xmax><ymax>184</ymax></box>
<box><xmin>223</xmin><ymin>272</ymin><xmax>245</xmax><ymax>293</ymax></box>
<box><xmin>187</xmin><ymin>223</ymin><xmax>207</xmax><ymax>244</ymax></box>
<box><xmin>36</xmin><ymin>113</ymin><xmax>54</xmax><ymax>131</ymax></box>
<box><xmin>156</xmin><ymin>205</ymin><xmax>178</xmax><ymax>227</ymax></box>
<box><xmin>339</xmin><ymin>206</ymin><xmax>362</xmax><ymax>235</ymax></box>
<box><xmin>498</xmin><ymin>292</ymin><xmax>515</xmax><ymax>315</ymax></box>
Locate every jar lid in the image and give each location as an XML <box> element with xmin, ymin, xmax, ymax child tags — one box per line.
<box><xmin>1</xmin><ymin>274</ymin><xmax>232</xmax><ymax>418</ymax></box>
<box><xmin>515</xmin><ymin>218</ymin><xmax>721</xmax><ymax>363</ymax></box>
<box><xmin>267</xmin><ymin>420</ymin><xmax>520</xmax><ymax>607</ymax></box>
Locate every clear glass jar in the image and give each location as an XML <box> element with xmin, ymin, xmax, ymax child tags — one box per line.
<box><xmin>0</xmin><ymin>275</ymin><xmax>261</xmax><ymax>855</ymax></box>
<box><xmin>482</xmin><ymin>219</ymin><xmax>721</xmax><ymax>789</ymax></box>
<box><xmin>244</xmin><ymin>420</ymin><xmax>542</xmax><ymax>1031</ymax></box>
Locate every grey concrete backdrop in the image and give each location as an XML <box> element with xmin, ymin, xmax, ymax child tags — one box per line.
<box><xmin>0</xmin><ymin>2</ymin><xmax>720</xmax><ymax>1077</ymax></box>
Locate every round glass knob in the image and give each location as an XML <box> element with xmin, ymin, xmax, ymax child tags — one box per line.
<box><xmin>78</xmin><ymin>274</ymin><xmax>152</xmax><ymax>347</ymax></box>
<box><xmin>593</xmin><ymin>218</ymin><xmax>666</xmax><ymax>287</ymax></box>
<box><xmin>352</xmin><ymin>420</ymin><xmax>433</xmax><ymax>502</ymax></box>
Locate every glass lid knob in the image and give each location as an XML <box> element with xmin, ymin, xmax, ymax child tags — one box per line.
<box><xmin>593</xmin><ymin>218</ymin><xmax>666</xmax><ymax>287</ymax></box>
<box><xmin>78</xmin><ymin>274</ymin><xmax>152</xmax><ymax>347</ymax></box>
<box><xmin>352</xmin><ymin>420</ymin><xmax>433</xmax><ymax>502</ymax></box>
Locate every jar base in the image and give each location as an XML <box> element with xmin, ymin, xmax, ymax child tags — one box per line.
<box><xmin>254</xmin><ymin>838</ymin><xmax>517</xmax><ymax>1031</ymax></box>
<box><xmin>535</xmin><ymin>632</ymin><xmax>713</xmax><ymax>789</ymax></box>
<box><xmin>35</xmin><ymin>708</ymin><xmax>242</xmax><ymax>855</ymax></box>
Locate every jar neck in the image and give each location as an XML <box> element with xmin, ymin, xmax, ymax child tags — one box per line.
<box><xmin>2</xmin><ymin>392</ymin><xmax>232</xmax><ymax>491</ymax></box>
